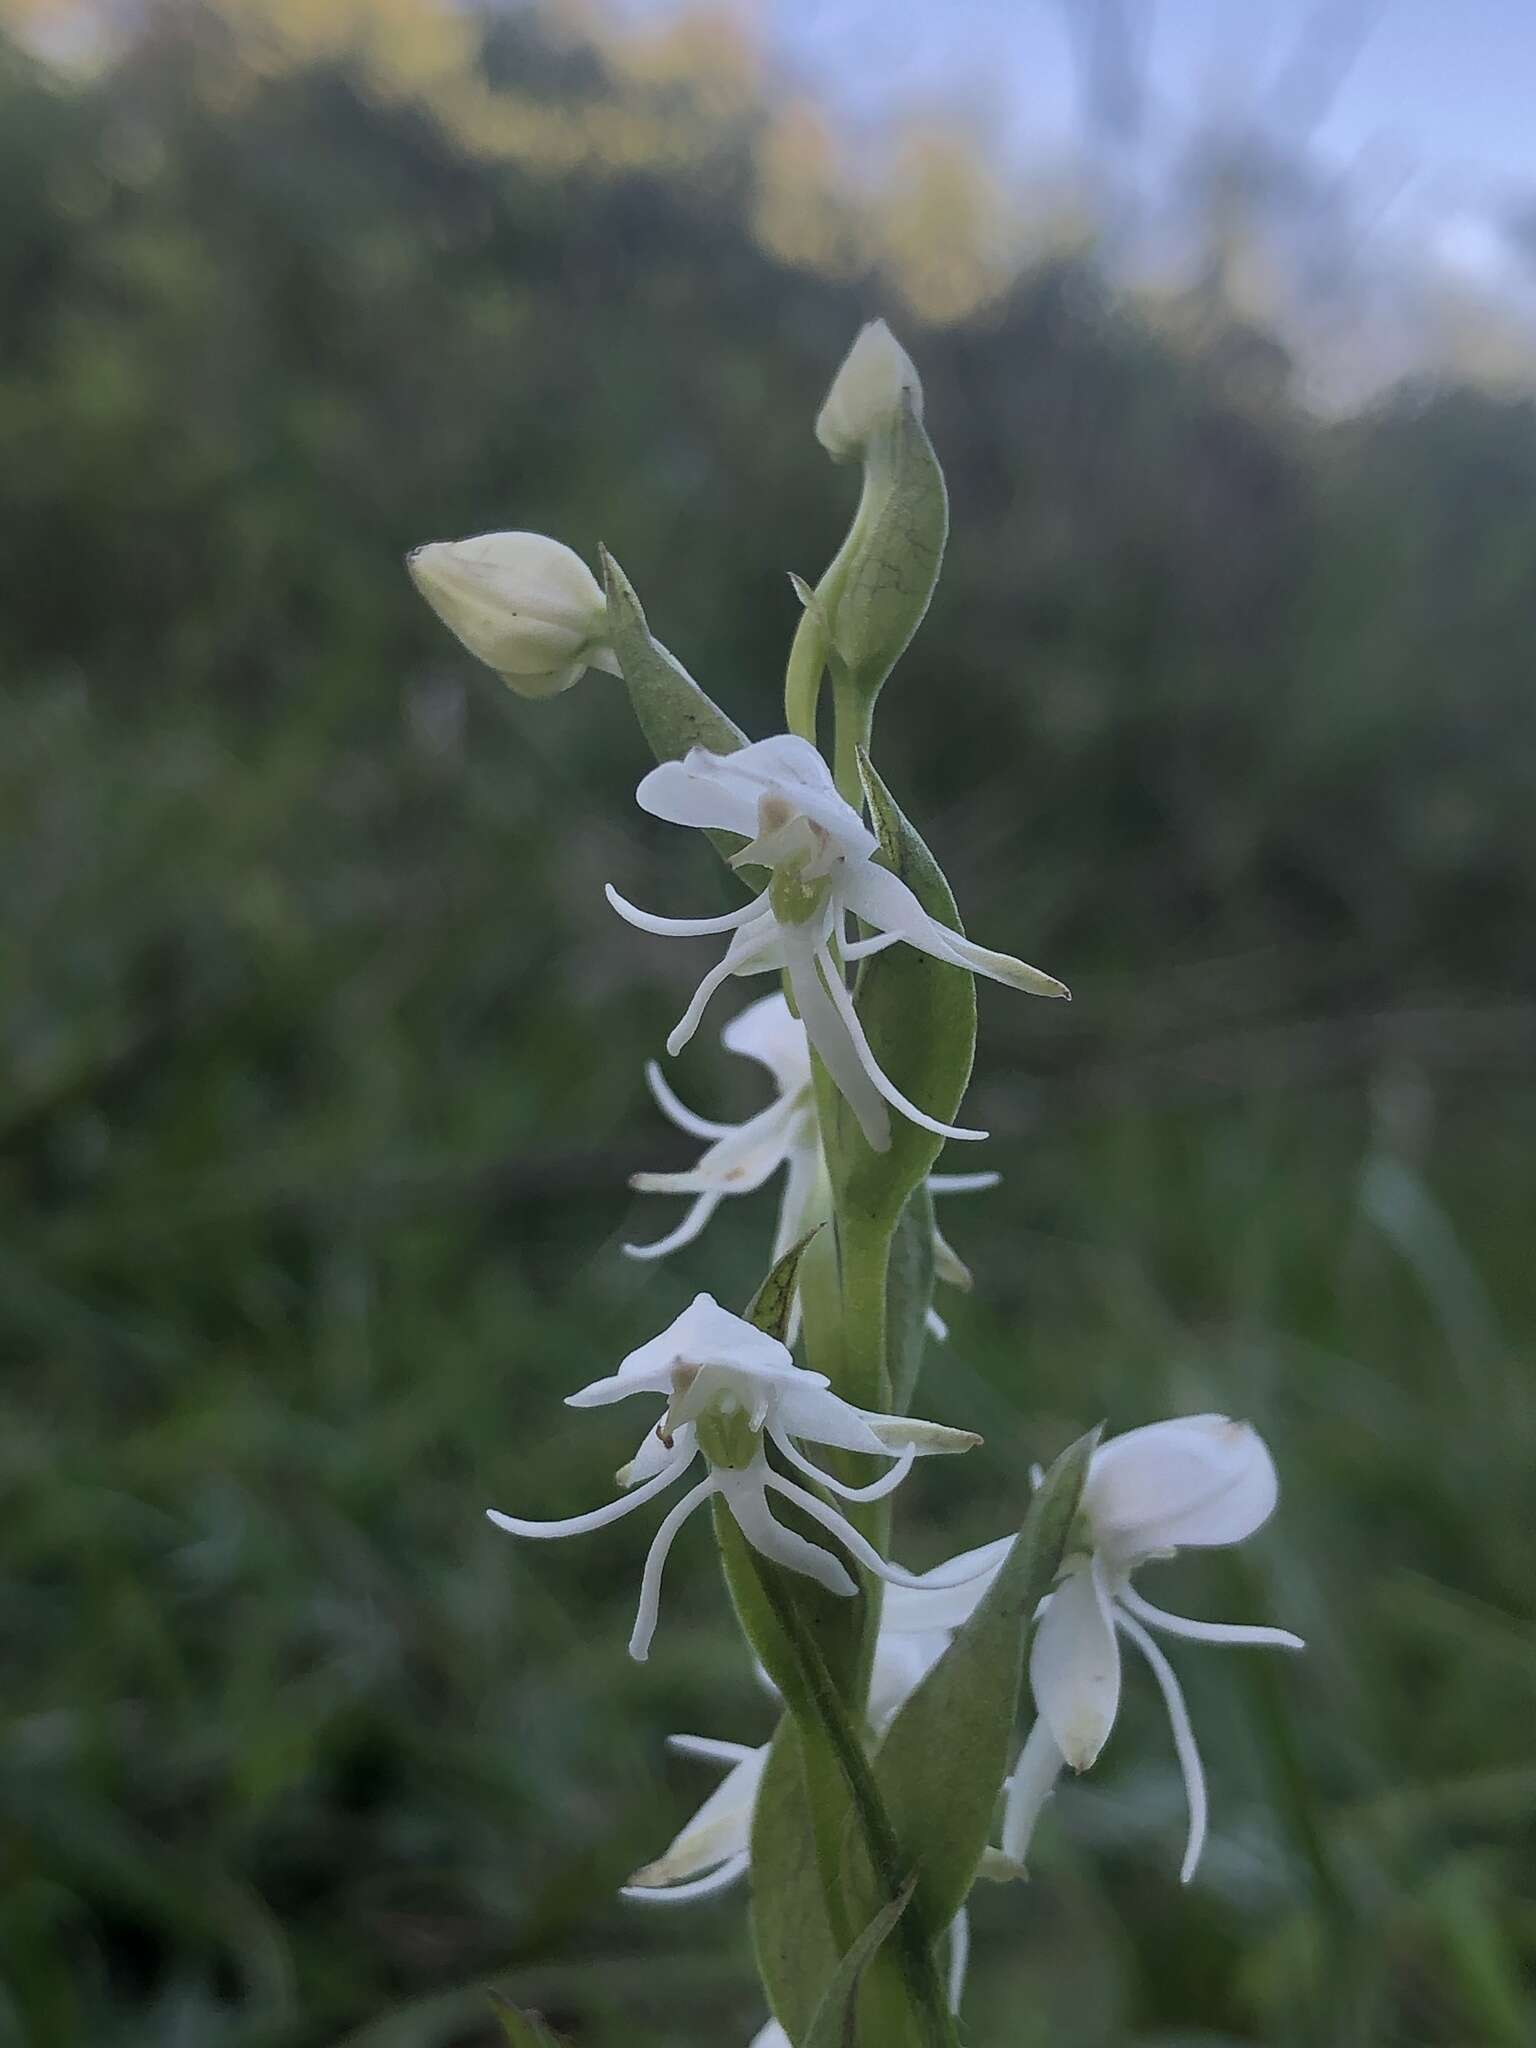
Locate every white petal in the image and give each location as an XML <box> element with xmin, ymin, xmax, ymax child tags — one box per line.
<box><xmin>569</xmin><ymin>1295</ymin><xmax>788</xmax><ymax>1409</ymax></box>
<box><xmin>1115</xmin><ymin>1583</ymin><xmax>1304</xmax><ymax>1653</ymax></box>
<box><xmin>1115</xmin><ymin>1609</ymin><xmax>1208</xmax><ymax>1883</ymax></box>
<box><xmin>843</xmin><ymin>929</ymin><xmax>901</xmax><ymax>961</ymax></box>
<box><xmin>616</xmin><ymin>1421</ymin><xmax>696</xmax><ymax>1488</ymax></box>
<box><xmin>720</xmin><ymin>990</ymin><xmax>814</xmax><ymax>1096</ymax></box>
<box><xmin>718</xmin><ymin>1467</ymin><xmax>857</xmax><ymax>1597</ymax></box>
<box><xmin>1000</xmin><ymin>1715</ymin><xmax>1066</xmax><ymax>1864</ymax></box>
<box><xmin>765</xmin><ymin>1477</ymin><xmax>1001</xmax><ymax>1595</ymax></box>
<box><xmin>878</xmin><ymin>1535</ymin><xmax>1014</xmax><ymax>1634</ymax></box>
<box><xmin>623</xmin><ymin>1745</ymin><xmax>767</xmax><ymax>1889</ymax></box>
<box><xmin>841</xmin><ymin>860</ymin><xmax>1069</xmax><ymax>1000</ymax></box>
<box><xmin>667</xmin><ymin>918</ymin><xmax>781</xmax><ymax>1056</ymax></box>
<box><xmin>925</xmin><ymin>1306</ymin><xmax>949</xmax><ymax>1342</ymax></box>
<box><xmin>644</xmin><ymin>1059</ymin><xmax>737</xmax><ymax>1139</ymax></box>
<box><xmin>942</xmin><ymin>930</ymin><xmax>1069</xmax><ymax>999</ymax></box>
<box><xmin>770</xmin><ymin>1133</ymin><xmax>823</xmax><ymax>1265</ymax></box>
<box><xmin>635</xmin><ymin>756</ymin><xmax>761</xmax><ymax>837</ymax></box>
<box><xmin>769</xmin><ymin>1427</ymin><xmax>915</xmax><ymax>1502</ymax></box>
<box><xmin>859</xmin><ymin>1414</ymin><xmax>981</xmax><ymax>1458</ymax></box>
<box><xmin>708</xmin><ymin>735</ymin><xmax>875</xmax><ymax>857</ymax></box>
<box><xmin>927</xmin><ymin>1172</ymin><xmax>1001</xmax><ymax>1195</ymax></box>
<box><xmin>750</xmin><ymin>2024</ymin><xmax>792</xmax><ymax>2048</ymax></box>
<box><xmin>667</xmin><ymin>1734</ymin><xmax>759</xmax><ymax>1766</ymax></box>
<box><xmin>1086</xmin><ymin>1415</ymin><xmax>1280</xmax><ymax>1556</ymax></box>
<box><xmin>629</xmin><ymin>1477</ymin><xmax>718</xmax><ymax>1660</ymax></box>
<box><xmin>605</xmin><ymin>881</ymin><xmax>770</xmax><ymax>939</ymax></box>
<box><xmin>1029</xmin><ymin>1559</ymin><xmax>1122</xmax><ymax>1770</ymax></box>
<box><xmin>621</xmin><ymin>1849</ymin><xmax>751</xmax><ymax>1903</ymax></box>
<box><xmin>771</xmin><ymin>1380</ymin><xmax>892</xmax><ymax>1454</ymax></box>
<box><xmin>817</xmin><ymin>942</ymin><xmax>989</xmax><ymax>1143</ymax></box>
<box><xmin>622</xmin><ymin>1190</ymin><xmax>723</xmax><ymax>1262</ymax></box>
<box><xmin>782</xmin><ymin>936</ymin><xmax>891</xmax><ymax>1152</ymax></box>
<box><xmin>486</xmin><ymin>1440</ymin><xmax>694</xmax><ymax>1539</ymax></box>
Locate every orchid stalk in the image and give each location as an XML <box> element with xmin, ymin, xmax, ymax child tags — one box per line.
<box><xmin>407</xmin><ymin>320</ymin><xmax>1304</xmax><ymax>2048</ymax></box>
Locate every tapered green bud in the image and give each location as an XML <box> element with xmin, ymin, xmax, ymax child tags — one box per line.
<box><xmin>809</xmin><ymin>321</ymin><xmax>949</xmax><ymax>707</ymax></box>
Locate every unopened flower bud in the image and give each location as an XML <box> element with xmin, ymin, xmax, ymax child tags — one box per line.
<box><xmin>406</xmin><ymin>531</ymin><xmax>619</xmax><ymax>698</ymax></box>
<box><xmin>814</xmin><ymin>319</ymin><xmax>923</xmax><ymax>462</ymax></box>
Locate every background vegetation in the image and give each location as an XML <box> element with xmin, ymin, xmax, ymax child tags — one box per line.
<box><xmin>2</xmin><ymin>5</ymin><xmax>1533</xmax><ymax>2044</ymax></box>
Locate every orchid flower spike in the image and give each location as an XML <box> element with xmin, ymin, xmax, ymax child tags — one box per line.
<box><xmin>406</xmin><ymin>530</ymin><xmax>618</xmax><ymax>697</ymax></box>
<box><xmin>605</xmin><ymin>735</ymin><xmax>1067</xmax><ymax>1153</ymax></box>
<box><xmin>882</xmin><ymin>1415</ymin><xmax>1302</xmax><ymax>1883</ymax></box>
<box><xmin>486</xmin><ymin>1293</ymin><xmax>983</xmax><ymax>1661</ymax></box>
<box><xmin>624</xmin><ymin>992</ymin><xmax>1000</xmax><ymax>1340</ymax></box>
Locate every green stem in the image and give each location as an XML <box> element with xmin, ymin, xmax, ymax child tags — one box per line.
<box><xmin>751</xmin><ymin>1561</ymin><xmax>960</xmax><ymax>2048</ymax></box>
<box><xmin>830</xmin><ymin>661</ymin><xmax>873</xmax><ymax>813</ymax></box>
<box><xmin>837</xmin><ymin>1205</ymin><xmax>894</xmax><ymax>1415</ymax></box>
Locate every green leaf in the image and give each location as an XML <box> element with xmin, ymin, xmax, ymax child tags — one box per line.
<box><xmin>801</xmin><ymin>1872</ymin><xmax>921</xmax><ymax>2048</ymax></box>
<box><xmin>599</xmin><ymin>547</ymin><xmax>748</xmax><ymax>766</ymax></box>
<box><xmin>821</xmin><ymin>398</ymin><xmax>948</xmax><ymax>709</ymax></box>
<box><xmin>744</xmin><ymin>1227</ymin><xmax>824</xmax><ymax>1345</ymax></box>
<box><xmin>885</xmin><ymin>1184</ymin><xmax>937</xmax><ymax>1411</ymax></box>
<box><xmin>873</xmin><ymin>1425</ymin><xmax>1100</xmax><ymax>1932</ymax></box>
<box><xmin>489</xmin><ymin>1991</ymin><xmax>565</xmax><ymax>2046</ymax></box>
<box><xmin>751</xmin><ymin>1720</ymin><xmax>843</xmax><ymax>2046</ymax></box>
<box><xmin>821</xmin><ymin>751</ymin><xmax>976</xmax><ymax>1237</ymax></box>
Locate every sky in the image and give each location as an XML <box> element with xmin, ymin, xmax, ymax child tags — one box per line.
<box><xmin>613</xmin><ymin>0</ymin><xmax>1536</xmax><ymax>299</ymax></box>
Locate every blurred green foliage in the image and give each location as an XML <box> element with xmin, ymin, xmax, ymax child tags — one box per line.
<box><xmin>1</xmin><ymin>7</ymin><xmax>1533</xmax><ymax>2046</ymax></box>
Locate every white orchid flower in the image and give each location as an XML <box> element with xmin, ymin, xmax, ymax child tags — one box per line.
<box><xmin>407</xmin><ymin>530</ymin><xmax>618</xmax><ymax>698</ymax></box>
<box><xmin>881</xmin><ymin>1415</ymin><xmax>1303</xmax><ymax>1883</ymax></box>
<box><xmin>486</xmin><ymin>1292</ymin><xmax>983</xmax><ymax>1661</ymax></box>
<box><xmin>606</xmin><ymin>735</ymin><xmax>1066</xmax><ymax>1153</ymax></box>
<box><xmin>623</xmin><ymin>992</ymin><xmax>999</xmax><ymax>1340</ymax></box>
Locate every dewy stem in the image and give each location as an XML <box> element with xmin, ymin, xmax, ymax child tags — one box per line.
<box><xmin>750</xmin><ymin>1559</ymin><xmax>960</xmax><ymax>2048</ymax></box>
